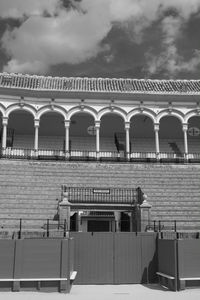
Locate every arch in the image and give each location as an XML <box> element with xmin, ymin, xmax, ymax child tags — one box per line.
<box><xmin>127</xmin><ymin>108</ymin><xmax>156</xmax><ymax>123</ymax></box>
<box><xmin>156</xmin><ymin>109</ymin><xmax>184</xmax><ymax>123</ymax></box>
<box><xmin>36</xmin><ymin>105</ymin><xmax>67</xmax><ymax>120</ymax></box>
<box><xmin>5</xmin><ymin>104</ymin><xmax>36</xmax><ymax>118</ymax></box>
<box><xmin>67</xmin><ymin>105</ymin><xmax>97</xmax><ymax>121</ymax></box>
<box><xmin>185</xmin><ymin>110</ymin><xmax>200</xmax><ymax>123</ymax></box>
<box><xmin>0</xmin><ymin>103</ymin><xmax>6</xmax><ymax>117</ymax></box>
<box><xmin>97</xmin><ymin>106</ymin><xmax>127</xmax><ymax>122</ymax></box>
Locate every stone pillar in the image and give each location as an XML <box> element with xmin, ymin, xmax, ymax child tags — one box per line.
<box><xmin>64</xmin><ymin>120</ymin><xmax>70</xmax><ymax>158</ymax></box>
<box><xmin>154</xmin><ymin>123</ymin><xmax>160</xmax><ymax>159</ymax></box>
<box><xmin>77</xmin><ymin>211</ymin><xmax>83</xmax><ymax>232</ymax></box>
<box><xmin>95</xmin><ymin>120</ymin><xmax>100</xmax><ymax>160</ymax></box>
<box><xmin>59</xmin><ymin>189</ymin><xmax>71</xmax><ymax>232</ymax></box>
<box><xmin>34</xmin><ymin>119</ymin><xmax>40</xmax><ymax>155</ymax></box>
<box><xmin>140</xmin><ymin>195</ymin><xmax>152</xmax><ymax>232</ymax></box>
<box><xmin>114</xmin><ymin>211</ymin><xmax>121</xmax><ymax>232</ymax></box>
<box><xmin>2</xmin><ymin>117</ymin><xmax>8</xmax><ymax>149</ymax></box>
<box><xmin>125</xmin><ymin>121</ymin><xmax>130</xmax><ymax>160</ymax></box>
<box><xmin>182</xmin><ymin>123</ymin><xmax>188</xmax><ymax>159</ymax></box>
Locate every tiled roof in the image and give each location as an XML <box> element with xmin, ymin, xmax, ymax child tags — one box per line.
<box><xmin>67</xmin><ymin>187</ymin><xmax>137</xmax><ymax>204</ymax></box>
<box><xmin>0</xmin><ymin>72</ymin><xmax>200</xmax><ymax>95</ymax></box>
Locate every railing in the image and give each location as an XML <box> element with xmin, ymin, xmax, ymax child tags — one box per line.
<box><xmin>0</xmin><ymin>147</ymin><xmax>200</xmax><ymax>163</ymax></box>
<box><xmin>0</xmin><ymin>217</ymin><xmax>69</xmax><ymax>239</ymax></box>
<box><xmin>145</xmin><ymin>219</ymin><xmax>200</xmax><ymax>235</ymax></box>
<box><xmin>63</xmin><ymin>186</ymin><xmax>138</xmax><ymax>204</ymax></box>
<box><xmin>0</xmin><ymin>217</ymin><xmax>200</xmax><ymax>238</ymax></box>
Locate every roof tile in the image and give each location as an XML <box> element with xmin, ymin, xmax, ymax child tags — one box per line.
<box><xmin>0</xmin><ymin>72</ymin><xmax>200</xmax><ymax>94</ymax></box>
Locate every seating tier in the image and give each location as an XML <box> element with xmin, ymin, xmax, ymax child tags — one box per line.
<box><xmin>0</xmin><ymin>160</ymin><xmax>200</xmax><ymax>230</ymax></box>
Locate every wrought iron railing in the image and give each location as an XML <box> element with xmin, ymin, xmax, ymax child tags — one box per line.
<box><xmin>0</xmin><ymin>147</ymin><xmax>200</xmax><ymax>163</ymax></box>
<box><xmin>0</xmin><ymin>217</ymin><xmax>199</xmax><ymax>238</ymax></box>
<box><xmin>0</xmin><ymin>217</ymin><xmax>70</xmax><ymax>239</ymax></box>
<box><xmin>145</xmin><ymin>219</ymin><xmax>200</xmax><ymax>233</ymax></box>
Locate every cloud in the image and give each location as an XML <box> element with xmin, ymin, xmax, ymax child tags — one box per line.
<box><xmin>1</xmin><ymin>0</ymin><xmax>200</xmax><ymax>75</ymax></box>
<box><xmin>0</xmin><ymin>0</ymin><xmax>60</xmax><ymax>19</ymax></box>
<box><xmin>145</xmin><ymin>13</ymin><xmax>200</xmax><ymax>77</ymax></box>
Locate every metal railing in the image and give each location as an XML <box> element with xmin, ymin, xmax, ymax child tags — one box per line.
<box><xmin>0</xmin><ymin>217</ymin><xmax>200</xmax><ymax>238</ymax></box>
<box><xmin>0</xmin><ymin>147</ymin><xmax>200</xmax><ymax>163</ymax></box>
<box><xmin>145</xmin><ymin>219</ymin><xmax>200</xmax><ymax>234</ymax></box>
<box><xmin>0</xmin><ymin>217</ymin><xmax>69</xmax><ymax>239</ymax></box>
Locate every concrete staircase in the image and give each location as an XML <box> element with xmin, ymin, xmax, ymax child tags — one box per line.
<box><xmin>0</xmin><ymin>159</ymin><xmax>200</xmax><ymax>231</ymax></box>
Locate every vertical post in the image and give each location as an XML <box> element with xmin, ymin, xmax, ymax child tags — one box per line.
<box><xmin>140</xmin><ymin>195</ymin><xmax>151</xmax><ymax>232</ymax></box>
<box><xmin>125</xmin><ymin>121</ymin><xmax>130</xmax><ymax>160</ymax></box>
<box><xmin>182</xmin><ymin>123</ymin><xmax>188</xmax><ymax>159</ymax></box>
<box><xmin>174</xmin><ymin>220</ymin><xmax>177</xmax><ymax>233</ymax></box>
<box><xmin>47</xmin><ymin>219</ymin><xmax>49</xmax><ymax>237</ymax></box>
<box><xmin>77</xmin><ymin>211</ymin><xmax>83</xmax><ymax>232</ymax></box>
<box><xmin>34</xmin><ymin>119</ymin><xmax>40</xmax><ymax>156</ymax></box>
<box><xmin>158</xmin><ymin>220</ymin><xmax>161</xmax><ymax>232</ymax></box>
<box><xmin>154</xmin><ymin>123</ymin><xmax>160</xmax><ymax>159</ymax></box>
<box><xmin>64</xmin><ymin>120</ymin><xmax>70</xmax><ymax>159</ymax></box>
<box><xmin>114</xmin><ymin>211</ymin><xmax>121</xmax><ymax>232</ymax></box>
<box><xmin>19</xmin><ymin>218</ymin><xmax>22</xmax><ymax>239</ymax></box>
<box><xmin>59</xmin><ymin>189</ymin><xmax>71</xmax><ymax>234</ymax></box>
<box><xmin>64</xmin><ymin>219</ymin><xmax>66</xmax><ymax>238</ymax></box>
<box><xmin>2</xmin><ymin>117</ymin><xmax>8</xmax><ymax>149</ymax></box>
<box><xmin>95</xmin><ymin>120</ymin><xmax>100</xmax><ymax>160</ymax></box>
<box><xmin>153</xmin><ymin>220</ymin><xmax>156</xmax><ymax>232</ymax></box>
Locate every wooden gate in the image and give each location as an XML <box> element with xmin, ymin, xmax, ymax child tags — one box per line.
<box><xmin>70</xmin><ymin>232</ymin><xmax>157</xmax><ymax>284</ymax></box>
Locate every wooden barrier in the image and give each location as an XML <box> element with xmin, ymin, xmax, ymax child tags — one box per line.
<box><xmin>157</xmin><ymin>239</ymin><xmax>177</xmax><ymax>291</ymax></box>
<box><xmin>0</xmin><ymin>238</ymin><xmax>76</xmax><ymax>293</ymax></box>
<box><xmin>157</xmin><ymin>238</ymin><xmax>200</xmax><ymax>291</ymax></box>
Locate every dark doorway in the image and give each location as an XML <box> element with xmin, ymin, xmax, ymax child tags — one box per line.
<box><xmin>121</xmin><ymin>212</ymin><xmax>130</xmax><ymax>232</ymax></box>
<box><xmin>87</xmin><ymin>220</ymin><xmax>110</xmax><ymax>232</ymax></box>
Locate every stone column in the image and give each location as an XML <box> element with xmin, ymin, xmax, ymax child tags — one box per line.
<box><xmin>34</xmin><ymin>119</ymin><xmax>40</xmax><ymax>155</ymax></box>
<box><xmin>140</xmin><ymin>195</ymin><xmax>152</xmax><ymax>232</ymax></box>
<box><xmin>154</xmin><ymin>123</ymin><xmax>160</xmax><ymax>159</ymax></box>
<box><xmin>182</xmin><ymin>123</ymin><xmax>188</xmax><ymax>159</ymax></box>
<box><xmin>95</xmin><ymin>120</ymin><xmax>100</xmax><ymax>160</ymax></box>
<box><xmin>2</xmin><ymin>117</ymin><xmax>8</xmax><ymax>149</ymax></box>
<box><xmin>77</xmin><ymin>211</ymin><xmax>83</xmax><ymax>232</ymax></box>
<box><xmin>59</xmin><ymin>189</ymin><xmax>71</xmax><ymax>231</ymax></box>
<box><xmin>114</xmin><ymin>211</ymin><xmax>121</xmax><ymax>232</ymax></box>
<box><xmin>64</xmin><ymin>120</ymin><xmax>70</xmax><ymax>158</ymax></box>
<box><xmin>125</xmin><ymin>121</ymin><xmax>130</xmax><ymax>160</ymax></box>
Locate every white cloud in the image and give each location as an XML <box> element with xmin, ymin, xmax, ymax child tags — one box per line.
<box><xmin>1</xmin><ymin>0</ymin><xmax>200</xmax><ymax>75</ymax></box>
<box><xmin>145</xmin><ymin>13</ymin><xmax>200</xmax><ymax>77</ymax></box>
<box><xmin>0</xmin><ymin>0</ymin><xmax>60</xmax><ymax>19</ymax></box>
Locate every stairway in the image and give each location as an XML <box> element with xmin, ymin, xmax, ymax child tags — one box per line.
<box><xmin>0</xmin><ymin>160</ymin><xmax>200</xmax><ymax>231</ymax></box>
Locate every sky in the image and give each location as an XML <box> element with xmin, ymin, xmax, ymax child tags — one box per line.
<box><xmin>0</xmin><ymin>0</ymin><xmax>200</xmax><ymax>79</ymax></box>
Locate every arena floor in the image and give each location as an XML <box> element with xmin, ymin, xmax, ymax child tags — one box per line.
<box><xmin>0</xmin><ymin>284</ymin><xmax>200</xmax><ymax>300</ymax></box>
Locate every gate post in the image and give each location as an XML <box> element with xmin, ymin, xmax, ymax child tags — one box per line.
<box><xmin>140</xmin><ymin>195</ymin><xmax>151</xmax><ymax>231</ymax></box>
<box><xmin>59</xmin><ymin>187</ymin><xmax>71</xmax><ymax>232</ymax></box>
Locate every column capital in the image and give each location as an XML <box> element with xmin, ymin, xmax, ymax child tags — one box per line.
<box><xmin>64</xmin><ymin>120</ymin><xmax>70</xmax><ymax>128</ymax></box>
<box><xmin>182</xmin><ymin>123</ymin><xmax>188</xmax><ymax>131</ymax></box>
<box><xmin>2</xmin><ymin>117</ymin><xmax>8</xmax><ymax>126</ymax></box>
<box><xmin>154</xmin><ymin>123</ymin><xmax>159</xmax><ymax>131</ymax></box>
<box><xmin>95</xmin><ymin>120</ymin><xmax>101</xmax><ymax>128</ymax></box>
<box><xmin>34</xmin><ymin>119</ymin><xmax>40</xmax><ymax>127</ymax></box>
<box><xmin>125</xmin><ymin>121</ymin><xmax>130</xmax><ymax>130</ymax></box>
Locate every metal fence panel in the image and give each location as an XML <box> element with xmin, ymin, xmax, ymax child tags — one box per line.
<box><xmin>141</xmin><ymin>233</ymin><xmax>158</xmax><ymax>283</ymax></box>
<box><xmin>158</xmin><ymin>239</ymin><xmax>177</xmax><ymax>278</ymax></box>
<box><xmin>71</xmin><ymin>232</ymin><xmax>114</xmax><ymax>284</ymax></box>
<box><xmin>114</xmin><ymin>233</ymin><xmax>142</xmax><ymax>284</ymax></box>
<box><xmin>71</xmin><ymin>232</ymin><xmax>157</xmax><ymax>284</ymax></box>
<box><xmin>0</xmin><ymin>240</ymin><xmax>15</xmax><ymax>278</ymax></box>
<box><xmin>178</xmin><ymin>240</ymin><xmax>200</xmax><ymax>278</ymax></box>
